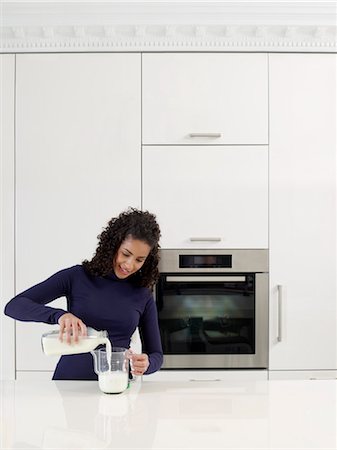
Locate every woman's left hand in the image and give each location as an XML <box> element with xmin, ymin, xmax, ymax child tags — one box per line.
<box><xmin>128</xmin><ymin>352</ymin><xmax>149</xmax><ymax>376</ymax></box>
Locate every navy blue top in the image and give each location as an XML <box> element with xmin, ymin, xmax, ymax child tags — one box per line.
<box><xmin>4</xmin><ymin>265</ymin><xmax>163</xmax><ymax>380</ymax></box>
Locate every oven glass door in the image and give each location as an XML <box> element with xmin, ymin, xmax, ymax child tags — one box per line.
<box><xmin>156</xmin><ymin>274</ymin><xmax>255</xmax><ymax>355</ymax></box>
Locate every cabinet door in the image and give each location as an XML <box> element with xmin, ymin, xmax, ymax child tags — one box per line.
<box><xmin>15</xmin><ymin>54</ymin><xmax>141</xmax><ymax>372</ymax></box>
<box><xmin>142</xmin><ymin>53</ymin><xmax>268</xmax><ymax>145</ymax></box>
<box><xmin>269</xmin><ymin>54</ymin><xmax>336</xmax><ymax>370</ymax></box>
<box><xmin>143</xmin><ymin>146</ymin><xmax>268</xmax><ymax>249</ymax></box>
<box><xmin>0</xmin><ymin>55</ymin><xmax>16</xmax><ymax>380</ymax></box>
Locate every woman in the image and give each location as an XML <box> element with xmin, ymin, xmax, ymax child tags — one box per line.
<box><xmin>4</xmin><ymin>208</ymin><xmax>163</xmax><ymax>380</ymax></box>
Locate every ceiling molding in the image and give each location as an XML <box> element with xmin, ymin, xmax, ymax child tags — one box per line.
<box><xmin>1</xmin><ymin>2</ymin><xmax>336</xmax><ymax>53</ymax></box>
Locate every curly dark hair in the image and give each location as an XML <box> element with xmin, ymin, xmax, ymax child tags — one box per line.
<box><xmin>82</xmin><ymin>208</ymin><xmax>161</xmax><ymax>289</ymax></box>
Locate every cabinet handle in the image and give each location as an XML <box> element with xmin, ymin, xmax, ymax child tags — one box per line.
<box><xmin>189</xmin><ymin>133</ymin><xmax>222</xmax><ymax>138</ymax></box>
<box><xmin>189</xmin><ymin>379</ymin><xmax>221</xmax><ymax>382</ymax></box>
<box><xmin>189</xmin><ymin>237</ymin><xmax>222</xmax><ymax>242</ymax></box>
<box><xmin>277</xmin><ymin>284</ymin><xmax>283</xmax><ymax>342</ymax></box>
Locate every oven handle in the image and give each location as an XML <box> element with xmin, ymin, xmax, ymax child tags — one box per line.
<box><xmin>166</xmin><ymin>276</ymin><xmax>246</xmax><ymax>282</ymax></box>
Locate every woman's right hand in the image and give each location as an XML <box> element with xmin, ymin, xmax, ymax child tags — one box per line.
<box><xmin>58</xmin><ymin>313</ymin><xmax>87</xmax><ymax>344</ymax></box>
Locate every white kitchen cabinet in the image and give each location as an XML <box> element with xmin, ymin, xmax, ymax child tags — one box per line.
<box><xmin>15</xmin><ymin>53</ymin><xmax>141</xmax><ymax>372</ymax></box>
<box><xmin>143</xmin><ymin>145</ymin><xmax>268</xmax><ymax>249</ymax></box>
<box><xmin>142</xmin><ymin>53</ymin><xmax>268</xmax><ymax>145</ymax></box>
<box><xmin>269</xmin><ymin>54</ymin><xmax>336</xmax><ymax>371</ymax></box>
<box><xmin>0</xmin><ymin>55</ymin><xmax>16</xmax><ymax>380</ymax></box>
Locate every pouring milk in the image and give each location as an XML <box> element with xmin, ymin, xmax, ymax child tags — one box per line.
<box><xmin>42</xmin><ymin>328</ymin><xmax>129</xmax><ymax>394</ymax></box>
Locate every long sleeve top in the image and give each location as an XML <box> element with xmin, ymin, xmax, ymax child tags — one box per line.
<box><xmin>4</xmin><ymin>265</ymin><xmax>163</xmax><ymax>380</ymax></box>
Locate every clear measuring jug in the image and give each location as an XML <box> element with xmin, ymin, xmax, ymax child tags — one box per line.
<box><xmin>41</xmin><ymin>327</ymin><xmax>109</xmax><ymax>356</ymax></box>
<box><xmin>91</xmin><ymin>347</ymin><xmax>129</xmax><ymax>394</ymax></box>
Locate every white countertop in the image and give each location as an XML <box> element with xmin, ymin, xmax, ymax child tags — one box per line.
<box><xmin>1</xmin><ymin>377</ymin><xmax>336</xmax><ymax>449</ymax></box>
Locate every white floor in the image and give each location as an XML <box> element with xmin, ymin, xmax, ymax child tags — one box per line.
<box><xmin>1</xmin><ymin>378</ymin><xmax>336</xmax><ymax>449</ymax></box>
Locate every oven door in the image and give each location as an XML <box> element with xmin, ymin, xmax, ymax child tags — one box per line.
<box><xmin>156</xmin><ymin>273</ymin><xmax>268</xmax><ymax>369</ymax></box>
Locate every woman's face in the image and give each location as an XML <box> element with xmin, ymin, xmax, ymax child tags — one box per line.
<box><xmin>113</xmin><ymin>236</ymin><xmax>151</xmax><ymax>279</ymax></box>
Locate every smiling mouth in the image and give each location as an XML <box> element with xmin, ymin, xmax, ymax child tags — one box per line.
<box><xmin>119</xmin><ymin>266</ymin><xmax>130</xmax><ymax>276</ymax></box>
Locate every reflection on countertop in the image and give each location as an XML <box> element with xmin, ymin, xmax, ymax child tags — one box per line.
<box><xmin>1</xmin><ymin>376</ymin><xmax>336</xmax><ymax>449</ymax></box>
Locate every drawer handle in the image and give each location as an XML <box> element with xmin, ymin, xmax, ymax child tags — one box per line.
<box><xmin>190</xmin><ymin>237</ymin><xmax>221</xmax><ymax>242</ymax></box>
<box><xmin>190</xmin><ymin>379</ymin><xmax>221</xmax><ymax>382</ymax></box>
<box><xmin>189</xmin><ymin>133</ymin><xmax>222</xmax><ymax>138</ymax></box>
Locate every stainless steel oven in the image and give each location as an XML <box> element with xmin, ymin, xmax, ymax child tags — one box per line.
<box><xmin>155</xmin><ymin>249</ymin><xmax>268</xmax><ymax>369</ymax></box>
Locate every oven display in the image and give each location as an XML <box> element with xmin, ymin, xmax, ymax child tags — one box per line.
<box><xmin>179</xmin><ymin>254</ymin><xmax>232</xmax><ymax>268</ymax></box>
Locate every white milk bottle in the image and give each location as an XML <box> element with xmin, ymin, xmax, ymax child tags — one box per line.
<box><xmin>41</xmin><ymin>327</ymin><xmax>110</xmax><ymax>356</ymax></box>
